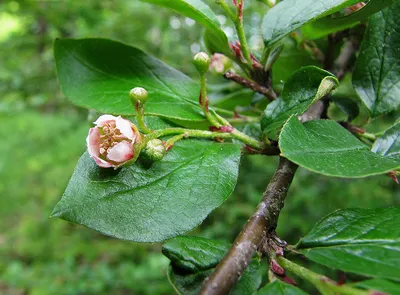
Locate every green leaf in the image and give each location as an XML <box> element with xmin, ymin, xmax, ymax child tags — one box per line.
<box><xmin>261</xmin><ymin>0</ymin><xmax>359</xmax><ymax>46</ymax></box>
<box><xmin>353</xmin><ymin>1</ymin><xmax>400</xmax><ymax>117</ymax></box>
<box><xmin>162</xmin><ymin>236</ymin><xmax>227</xmax><ymax>272</ymax></box>
<box><xmin>297</xmin><ymin>207</ymin><xmax>400</xmax><ymax>280</ymax></box>
<box><xmin>261</xmin><ymin>66</ymin><xmax>338</xmax><ymax>138</ymax></box>
<box><xmin>55</xmin><ymin>38</ymin><xmax>204</xmax><ymax>121</ymax></box>
<box><xmin>164</xmin><ymin>236</ymin><xmax>262</xmax><ymax>295</ymax></box>
<box><xmin>255</xmin><ymin>281</ymin><xmax>308</xmax><ymax>295</ymax></box>
<box><xmin>354</xmin><ymin>279</ymin><xmax>400</xmax><ymax>294</ymax></box>
<box><xmin>372</xmin><ymin>122</ymin><xmax>400</xmax><ymax>158</ymax></box>
<box><xmin>301</xmin><ymin>0</ymin><xmax>394</xmax><ymax>40</ymax></box>
<box><xmin>142</xmin><ymin>0</ymin><xmax>230</xmax><ymax>55</ymax></box>
<box><xmin>279</xmin><ymin>117</ymin><xmax>400</xmax><ymax>177</ymax></box>
<box><xmin>51</xmin><ymin>140</ymin><xmax>241</xmax><ymax>242</ymax></box>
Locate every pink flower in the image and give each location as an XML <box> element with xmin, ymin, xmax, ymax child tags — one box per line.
<box><xmin>86</xmin><ymin>115</ymin><xmax>141</xmax><ymax>168</ymax></box>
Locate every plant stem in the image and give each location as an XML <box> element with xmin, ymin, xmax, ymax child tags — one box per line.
<box><xmin>217</xmin><ymin>0</ymin><xmax>253</xmax><ymax>66</ymax></box>
<box><xmin>200</xmin><ymin>75</ymin><xmax>223</xmax><ymax>127</ymax></box>
<box><xmin>199</xmin><ymin>157</ymin><xmax>298</xmax><ymax>295</ymax></box>
<box><xmin>277</xmin><ymin>257</ymin><xmax>370</xmax><ymax>295</ymax></box>
<box><xmin>136</xmin><ymin>102</ymin><xmax>153</xmax><ymax>134</ymax></box>
<box><xmin>358</xmin><ymin>132</ymin><xmax>377</xmax><ymax>142</ymax></box>
<box><xmin>227</xmin><ymin>117</ymin><xmax>260</xmax><ymax>124</ymax></box>
<box><xmin>145</xmin><ymin>127</ymin><xmax>263</xmax><ymax>149</ymax></box>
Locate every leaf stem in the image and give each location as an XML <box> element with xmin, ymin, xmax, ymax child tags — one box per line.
<box><xmin>277</xmin><ymin>257</ymin><xmax>370</xmax><ymax>295</ymax></box>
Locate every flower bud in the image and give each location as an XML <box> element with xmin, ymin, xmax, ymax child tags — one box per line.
<box><xmin>193</xmin><ymin>52</ymin><xmax>210</xmax><ymax>74</ymax></box>
<box><xmin>142</xmin><ymin>139</ymin><xmax>166</xmax><ymax>162</ymax></box>
<box><xmin>129</xmin><ymin>87</ymin><xmax>148</xmax><ymax>103</ymax></box>
<box><xmin>86</xmin><ymin>115</ymin><xmax>142</xmax><ymax>169</ymax></box>
<box><xmin>209</xmin><ymin>53</ymin><xmax>231</xmax><ymax>74</ymax></box>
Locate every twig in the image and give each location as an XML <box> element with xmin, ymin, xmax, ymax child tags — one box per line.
<box><xmin>199</xmin><ymin>157</ymin><xmax>298</xmax><ymax>295</ymax></box>
<box><xmin>224</xmin><ymin>71</ymin><xmax>277</xmax><ymax>101</ymax></box>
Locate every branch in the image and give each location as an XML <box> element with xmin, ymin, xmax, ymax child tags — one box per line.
<box><xmin>199</xmin><ymin>157</ymin><xmax>298</xmax><ymax>295</ymax></box>
<box><xmin>224</xmin><ymin>71</ymin><xmax>277</xmax><ymax>101</ymax></box>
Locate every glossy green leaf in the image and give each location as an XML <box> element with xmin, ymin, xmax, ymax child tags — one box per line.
<box><xmin>164</xmin><ymin>236</ymin><xmax>262</xmax><ymax>295</ymax></box>
<box><xmin>372</xmin><ymin>122</ymin><xmax>400</xmax><ymax>158</ymax></box>
<box><xmin>301</xmin><ymin>0</ymin><xmax>393</xmax><ymax>40</ymax></box>
<box><xmin>142</xmin><ymin>0</ymin><xmax>230</xmax><ymax>55</ymax></box>
<box><xmin>51</xmin><ymin>140</ymin><xmax>241</xmax><ymax>242</ymax></box>
<box><xmin>261</xmin><ymin>66</ymin><xmax>338</xmax><ymax>138</ymax></box>
<box><xmin>55</xmin><ymin>38</ymin><xmax>204</xmax><ymax>121</ymax></box>
<box><xmin>353</xmin><ymin>1</ymin><xmax>400</xmax><ymax>117</ymax></box>
<box><xmin>354</xmin><ymin>279</ymin><xmax>400</xmax><ymax>294</ymax></box>
<box><xmin>297</xmin><ymin>207</ymin><xmax>400</xmax><ymax>280</ymax></box>
<box><xmin>261</xmin><ymin>0</ymin><xmax>359</xmax><ymax>46</ymax></box>
<box><xmin>279</xmin><ymin>117</ymin><xmax>400</xmax><ymax>177</ymax></box>
<box><xmin>255</xmin><ymin>281</ymin><xmax>308</xmax><ymax>295</ymax></box>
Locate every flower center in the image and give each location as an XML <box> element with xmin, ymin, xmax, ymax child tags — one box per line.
<box><xmin>99</xmin><ymin>121</ymin><xmax>126</xmax><ymax>157</ymax></box>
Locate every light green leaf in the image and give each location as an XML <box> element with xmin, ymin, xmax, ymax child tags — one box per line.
<box><xmin>301</xmin><ymin>0</ymin><xmax>393</xmax><ymax>40</ymax></box>
<box><xmin>164</xmin><ymin>236</ymin><xmax>262</xmax><ymax>295</ymax></box>
<box><xmin>261</xmin><ymin>66</ymin><xmax>338</xmax><ymax>138</ymax></box>
<box><xmin>279</xmin><ymin>117</ymin><xmax>400</xmax><ymax>177</ymax></box>
<box><xmin>142</xmin><ymin>0</ymin><xmax>230</xmax><ymax>55</ymax></box>
<box><xmin>372</xmin><ymin>122</ymin><xmax>400</xmax><ymax>158</ymax></box>
<box><xmin>255</xmin><ymin>281</ymin><xmax>308</xmax><ymax>295</ymax></box>
<box><xmin>297</xmin><ymin>207</ymin><xmax>400</xmax><ymax>280</ymax></box>
<box><xmin>354</xmin><ymin>279</ymin><xmax>400</xmax><ymax>294</ymax></box>
<box><xmin>55</xmin><ymin>38</ymin><xmax>204</xmax><ymax>121</ymax></box>
<box><xmin>262</xmin><ymin>0</ymin><xmax>359</xmax><ymax>46</ymax></box>
<box><xmin>353</xmin><ymin>1</ymin><xmax>400</xmax><ymax>117</ymax></box>
<box><xmin>51</xmin><ymin>140</ymin><xmax>241</xmax><ymax>242</ymax></box>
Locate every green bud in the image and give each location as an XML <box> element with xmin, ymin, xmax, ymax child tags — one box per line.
<box><xmin>129</xmin><ymin>87</ymin><xmax>148</xmax><ymax>103</ymax></box>
<box><xmin>142</xmin><ymin>139</ymin><xmax>166</xmax><ymax>161</ymax></box>
<box><xmin>193</xmin><ymin>52</ymin><xmax>210</xmax><ymax>74</ymax></box>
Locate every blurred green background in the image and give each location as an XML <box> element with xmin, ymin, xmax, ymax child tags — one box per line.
<box><xmin>0</xmin><ymin>1</ymin><xmax>398</xmax><ymax>294</ymax></box>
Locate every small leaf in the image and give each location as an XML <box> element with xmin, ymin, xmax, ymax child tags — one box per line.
<box><xmin>164</xmin><ymin>236</ymin><xmax>262</xmax><ymax>295</ymax></box>
<box><xmin>162</xmin><ymin>236</ymin><xmax>227</xmax><ymax>272</ymax></box>
<box><xmin>51</xmin><ymin>140</ymin><xmax>241</xmax><ymax>242</ymax></box>
<box><xmin>353</xmin><ymin>278</ymin><xmax>400</xmax><ymax>294</ymax></box>
<box><xmin>261</xmin><ymin>66</ymin><xmax>338</xmax><ymax>138</ymax></box>
<box><xmin>142</xmin><ymin>0</ymin><xmax>230</xmax><ymax>55</ymax></box>
<box><xmin>279</xmin><ymin>117</ymin><xmax>400</xmax><ymax>177</ymax></box>
<box><xmin>255</xmin><ymin>281</ymin><xmax>308</xmax><ymax>295</ymax></box>
<box><xmin>353</xmin><ymin>1</ymin><xmax>400</xmax><ymax>117</ymax></box>
<box><xmin>55</xmin><ymin>38</ymin><xmax>203</xmax><ymax>121</ymax></box>
<box><xmin>261</xmin><ymin>0</ymin><xmax>359</xmax><ymax>46</ymax></box>
<box><xmin>297</xmin><ymin>207</ymin><xmax>400</xmax><ymax>280</ymax></box>
<box><xmin>301</xmin><ymin>0</ymin><xmax>393</xmax><ymax>40</ymax></box>
<box><xmin>372</xmin><ymin>122</ymin><xmax>400</xmax><ymax>158</ymax></box>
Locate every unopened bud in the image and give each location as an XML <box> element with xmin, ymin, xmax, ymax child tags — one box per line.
<box><xmin>142</xmin><ymin>139</ymin><xmax>166</xmax><ymax>161</ymax></box>
<box><xmin>129</xmin><ymin>87</ymin><xmax>148</xmax><ymax>103</ymax></box>
<box><xmin>193</xmin><ymin>52</ymin><xmax>210</xmax><ymax>74</ymax></box>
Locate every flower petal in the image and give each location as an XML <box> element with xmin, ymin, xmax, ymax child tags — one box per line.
<box><xmin>116</xmin><ymin>116</ymin><xmax>135</xmax><ymax>141</ymax></box>
<box><xmin>106</xmin><ymin>141</ymin><xmax>133</xmax><ymax>163</ymax></box>
<box><xmin>92</xmin><ymin>155</ymin><xmax>114</xmax><ymax>168</ymax></box>
<box><xmin>94</xmin><ymin>114</ymin><xmax>118</xmax><ymax>126</ymax></box>
<box><xmin>86</xmin><ymin>127</ymin><xmax>101</xmax><ymax>157</ymax></box>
